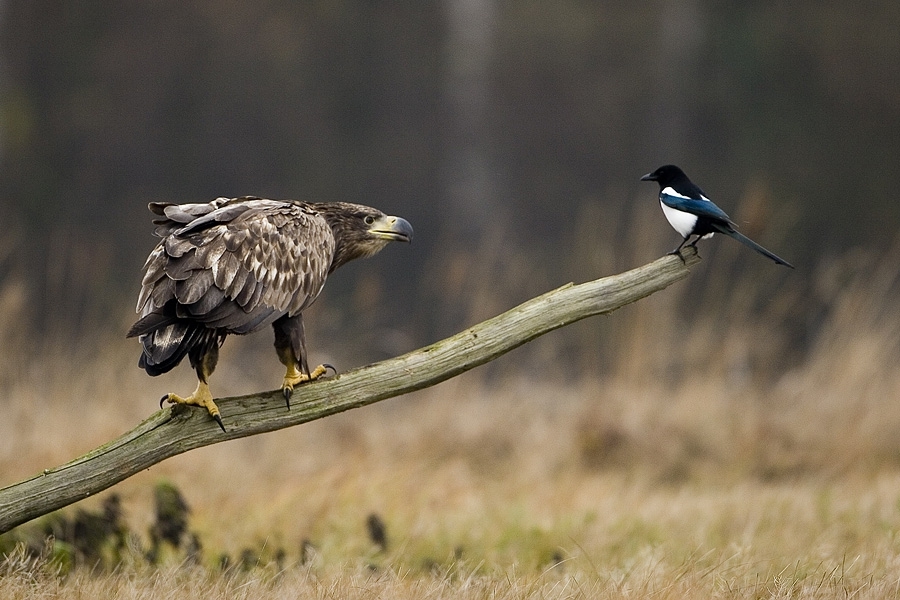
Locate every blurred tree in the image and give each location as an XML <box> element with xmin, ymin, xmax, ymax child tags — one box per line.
<box><xmin>0</xmin><ymin>0</ymin><xmax>897</xmax><ymax>363</ymax></box>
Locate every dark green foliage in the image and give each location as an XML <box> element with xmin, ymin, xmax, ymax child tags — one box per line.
<box><xmin>0</xmin><ymin>483</ymin><xmax>198</xmax><ymax>572</ymax></box>
<box><xmin>366</xmin><ymin>512</ymin><xmax>388</xmax><ymax>553</ymax></box>
<box><xmin>0</xmin><ymin>482</ymin><xmax>416</xmax><ymax>576</ymax></box>
<box><xmin>1</xmin><ymin>1</ymin><xmax>897</xmax><ymax>350</ymax></box>
<box><xmin>146</xmin><ymin>481</ymin><xmax>191</xmax><ymax>564</ymax></box>
<box><xmin>0</xmin><ymin>494</ymin><xmax>126</xmax><ymax>573</ymax></box>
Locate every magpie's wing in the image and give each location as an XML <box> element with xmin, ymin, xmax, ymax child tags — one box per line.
<box><xmin>659</xmin><ymin>192</ymin><xmax>733</xmax><ymax>224</ymax></box>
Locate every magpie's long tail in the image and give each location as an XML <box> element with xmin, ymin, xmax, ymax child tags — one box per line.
<box><xmin>720</xmin><ymin>228</ymin><xmax>794</xmax><ymax>268</ymax></box>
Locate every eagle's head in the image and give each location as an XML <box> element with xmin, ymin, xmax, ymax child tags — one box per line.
<box><xmin>317</xmin><ymin>202</ymin><xmax>413</xmax><ymax>271</ymax></box>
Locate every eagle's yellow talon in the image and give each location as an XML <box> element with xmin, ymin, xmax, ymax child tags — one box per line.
<box><xmin>212</xmin><ymin>414</ymin><xmax>225</xmax><ymax>433</ymax></box>
<box><xmin>281</xmin><ymin>364</ymin><xmax>332</xmax><ymax>408</ymax></box>
<box><xmin>161</xmin><ymin>383</ymin><xmax>225</xmax><ymax>432</ymax></box>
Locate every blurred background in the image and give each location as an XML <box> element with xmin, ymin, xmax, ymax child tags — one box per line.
<box><xmin>1</xmin><ymin>0</ymin><xmax>900</xmax><ymax>577</ymax></box>
<box><xmin>2</xmin><ymin>0</ymin><xmax>898</xmax><ymax>367</ymax></box>
<box><xmin>0</xmin><ymin>1</ymin><xmax>899</xmax><ymax>449</ymax></box>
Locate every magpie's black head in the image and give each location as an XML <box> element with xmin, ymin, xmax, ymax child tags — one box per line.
<box><xmin>640</xmin><ymin>164</ymin><xmax>688</xmax><ymax>187</ymax></box>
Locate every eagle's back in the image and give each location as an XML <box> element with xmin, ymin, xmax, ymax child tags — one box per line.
<box><xmin>130</xmin><ymin>197</ymin><xmax>336</xmax><ymax>340</ymax></box>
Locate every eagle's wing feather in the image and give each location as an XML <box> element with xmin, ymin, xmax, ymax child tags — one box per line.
<box><xmin>175</xmin><ymin>269</ymin><xmax>215</xmax><ymax>305</ymax></box>
<box><xmin>135</xmin><ymin>198</ymin><xmax>336</xmax><ymax>336</ymax></box>
<box><xmin>149</xmin><ymin>196</ymin><xmax>261</xmax><ymax>237</ymax></box>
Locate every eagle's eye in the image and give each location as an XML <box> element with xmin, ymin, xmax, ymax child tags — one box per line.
<box><xmin>364</xmin><ymin>215</ymin><xmax>375</xmax><ymax>225</ymax></box>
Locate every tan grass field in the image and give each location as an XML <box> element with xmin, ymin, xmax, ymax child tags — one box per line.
<box><xmin>1</xmin><ymin>238</ymin><xmax>900</xmax><ymax>598</ymax></box>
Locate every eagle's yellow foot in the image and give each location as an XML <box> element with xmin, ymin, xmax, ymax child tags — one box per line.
<box><xmin>160</xmin><ymin>382</ymin><xmax>225</xmax><ymax>432</ymax></box>
<box><xmin>281</xmin><ymin>363</ymin><xmax>335</xmax><ymax>408</ymax></box>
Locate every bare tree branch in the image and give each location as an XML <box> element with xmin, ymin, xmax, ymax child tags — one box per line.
<box><xmin>0</xmin><ymin>249</ymin><xmax>699</xmax><ymax>533</ymax></box>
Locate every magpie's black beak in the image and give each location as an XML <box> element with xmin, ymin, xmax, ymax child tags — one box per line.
<box><xmin>640</xmin><ymin>172</ymin><xmax>656</xmax><ymax>182</ymax></box>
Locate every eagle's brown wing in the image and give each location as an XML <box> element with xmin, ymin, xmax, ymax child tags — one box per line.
<box><xmin>133</xmin><ymin>197</ymin><xmax>335</xmax><ymax>334</ymax></box>
<box><xmin>128</xmin><ymin>198</ymin><xmax>335</xmax><ymax>373</ymax></box>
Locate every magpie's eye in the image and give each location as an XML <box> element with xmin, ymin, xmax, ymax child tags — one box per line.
<box><xmin>364</xmin><ymin>215</ymin><xmax>375</xmax><ymax>225</ymax></box>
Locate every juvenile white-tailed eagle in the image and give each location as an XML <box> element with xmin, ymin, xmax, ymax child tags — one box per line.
<box><xmin>127</xmin><ymin>197</ymin><xmax>413</xmax><ymax>431</ymax></box>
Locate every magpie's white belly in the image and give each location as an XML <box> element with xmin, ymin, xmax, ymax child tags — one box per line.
<box><xmin>660</xmin><ymin>201</ymin><xmax>698</xmax><ymax>238</ymax></box>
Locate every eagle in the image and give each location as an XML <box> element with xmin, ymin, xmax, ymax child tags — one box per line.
<box><xmin>127</xmin><ymin>196</ymin><xmax>413</xmax><ymax>431</ymax></box>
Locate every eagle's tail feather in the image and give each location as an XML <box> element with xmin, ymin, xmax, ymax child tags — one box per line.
<box><xmin>126</xmin><ymin>311</ymin><xmax>176</xmax><ymax>338</ymax></box>
<box><xmin>135</xmin><ymin>320</ymin><xmax>218</xmax><ymax>376</ymax></box>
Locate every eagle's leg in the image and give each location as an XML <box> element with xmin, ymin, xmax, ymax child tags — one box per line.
<box><xmin>274</xmin><ymin>314</ymin><xmax>333</xmax><ymax>409</ymax></box>
<box><xmin>161</xmin><ymin>342</ymin><xmax>225</xmax><ymax>432</ymax></box>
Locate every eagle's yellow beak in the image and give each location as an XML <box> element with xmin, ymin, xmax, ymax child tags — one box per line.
<box><xmin>369</xmin><ymin>215</ymin><xmax>413</xmax><ymax>243</ymax></box>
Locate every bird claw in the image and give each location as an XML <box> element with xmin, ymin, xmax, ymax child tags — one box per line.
<box><xmin>212</xmin><ymin>413</ymin><xmax>226</xmax><ymax>433</ymax></box>
<box><xmin>281</xmin><ymin>363</ymin><xmax>338</xmax><ymax>409</ymax></box>
<box><xmin>157</xmin><ymin>384</ymin><xmax>224</xmax><ymax>431</ymax></box>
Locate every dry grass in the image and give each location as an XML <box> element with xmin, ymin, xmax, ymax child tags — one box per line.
<box><xmin>2</xmin><ymin>232</ymin><xmax>900</xmax><ymax>598</ymax></box>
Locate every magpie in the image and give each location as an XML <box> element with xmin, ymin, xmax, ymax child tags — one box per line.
<box><xmin>641</xmin><ymin>164</ymin><xmax>794</xmax><ymax>268</ymax></box>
